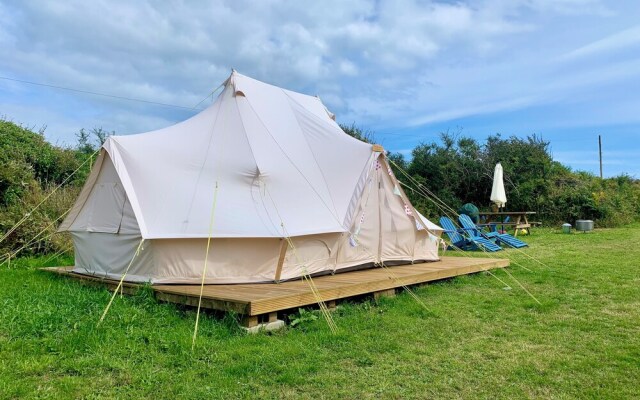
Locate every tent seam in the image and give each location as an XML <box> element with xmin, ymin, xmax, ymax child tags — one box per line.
<box><xmin>232</xmin><ymin>95</ymin><xmax>282</xmax><ymax>236</ymax></box>
<box><xmin>103</xmin><ymin>142</ymin><xmax>149</xmax><ymax>238</ymax></box>
<box><xmin>58</xmin><ymin>150</ymin><xmax>106</xmax><ymax>232</ymax></box>
<box><xmin>282</xmin><ymin>90</ymin><xmax>340</xmax><ymax>218</ymax></box>
<box><xmin>182</xmin><ymin>90</ymin><xmax>225</xmax><ymax>230</ymax></box>
<box><xmin>240</xmin><ymin>92</ymin><xmax>344</xmax><ymax>230</ymax></box>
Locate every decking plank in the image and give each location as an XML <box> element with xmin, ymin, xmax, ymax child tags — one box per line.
<box><xmin>42</xmin><ymin>256</ymin><xmax>508</xmax><ymax>316</ymax></box>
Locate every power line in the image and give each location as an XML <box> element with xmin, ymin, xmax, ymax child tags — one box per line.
<box><xmin>376</xmin><ymin>131</ymin><xmax>431</xmax><ymax>139</ymax></box>
<box><xmin>0</xmin><ymin>75</ymin><xmax>209</xmax><ymax>111</ymax></box>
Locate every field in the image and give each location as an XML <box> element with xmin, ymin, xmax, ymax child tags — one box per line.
<box><xmin>1</xmin><ymin>226</ymin><xmax>639</xmax><ymax>399</ymax></box>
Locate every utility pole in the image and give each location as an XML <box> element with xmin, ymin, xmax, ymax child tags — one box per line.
<box><xmin>598</xmin><ymin>135</ymin><xmax>603</xmax><ymax>179</ymax></box>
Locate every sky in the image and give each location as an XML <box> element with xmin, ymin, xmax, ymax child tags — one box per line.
<box><xmin>1</xmin><ymin>0</ymin><xmax>639</xmax><ymax>177</ymax></box>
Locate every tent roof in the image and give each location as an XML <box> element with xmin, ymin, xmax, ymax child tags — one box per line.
<box><xmin>91</xmin><ymin>71</ymin><xmax>376</xmax><ymax>239</ymax></box>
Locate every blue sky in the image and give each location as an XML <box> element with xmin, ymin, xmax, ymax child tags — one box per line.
<box><xmin>1</xmin><ymin>0</ymin><xmax>639</xmax><ymax>177</ymax></box>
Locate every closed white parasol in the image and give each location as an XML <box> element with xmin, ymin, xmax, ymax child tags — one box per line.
<box><xmin>490</xmin><ymin>162</ymin><xmax>507</xmax><ymax>208</ymax></box>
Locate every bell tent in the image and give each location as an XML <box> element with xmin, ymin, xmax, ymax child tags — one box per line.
<box><xmin>59</xmin><ymin>71</ymin><xmax>442</xmax><ymax>284</ymax></box>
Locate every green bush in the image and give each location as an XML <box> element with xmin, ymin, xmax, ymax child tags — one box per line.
<box><xmin>0</xmin><ymin>119</ymin><xmax>92</xmax><ymax>257</ymax></box>
<box><xmin>384</xmin><ymin>132</ymin><xmax>640</xmax><ymax>226</ymax></box>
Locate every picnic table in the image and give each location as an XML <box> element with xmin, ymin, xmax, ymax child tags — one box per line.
<box><xmin>478</xmin><ymin>211</ymin><xmax>537</xmax><ymax>237</ymax></box>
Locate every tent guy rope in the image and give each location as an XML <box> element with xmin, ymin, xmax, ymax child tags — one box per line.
<box><xmin>390</xmin><ymin>160</ymin><xmax>546</xmax><ymax>271</ymax></box>
<box><xmin>389</xmin><ymin>161</ymin><xmax>543</xmax><ymax>304</ymax></box>
<box><xmin>192</xmin><ymin>181</ymin><xmax>220</xmax><ymax>350</ymax></box>
<box><xmin>0</xmin><ymin>207</ymin><xmax>72</xmax><ymax>266</ymax></box>
<box><xmin>264</xmin><ymin>185</ymin><xmax>338</xmax><ymax>333</ymax></box>
<box><xmin>0</xmin><ymin>148</ymin><xmax>100</xmax><ymax>245</ymax></box>
<box><xmin>389</xmin><ymin>158</ymin><xmax>551</xmax><ymax>270</ymax></box>
<box><xmin>97</xmin><ymin>238</ymin><xmax>146</xmax><ymax>326</ymax></box>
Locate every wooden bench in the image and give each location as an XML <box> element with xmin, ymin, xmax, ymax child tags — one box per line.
<box><xmin>478</xmin><ymin>211</ymin><xmax>537</xmax><ymax>236</ymax></box>
<box><xmin>483</xmin><ymin>222</ymin><xmax>530</xmax><ymax>233</ymax></box>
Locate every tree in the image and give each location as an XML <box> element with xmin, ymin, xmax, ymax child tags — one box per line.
<box><xmin>339</xmin><ymin>123</ymin><xmax>375</xmax><ymax>144</ymax></box>
<box><xmin>91</xmin><ymin>127</ymin><xmax>113</xmax><ymax>146</ymax></box>
<box><xmin>76</xmin><ymin>128</ymin><xmax>94</xmax><ymax>154</ymax></box>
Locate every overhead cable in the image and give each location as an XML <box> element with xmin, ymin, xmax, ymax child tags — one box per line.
<box><xmin>0</xmin><ymin>75</ymin><xmax>210</xmax><ymax>110</ymax></box>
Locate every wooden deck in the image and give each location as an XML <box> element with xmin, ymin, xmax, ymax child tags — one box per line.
<box><xmin>43</xmin><ymin>256</ymin><xmax>508</xmax><ymax>327</ymax></box>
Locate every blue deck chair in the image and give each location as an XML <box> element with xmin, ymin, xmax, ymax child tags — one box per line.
<box><xmin>439</xmin><ymin>216</ymin><xmax>474</xmax><ymax>250</ymax></box>
<box><xmin>458</xmin><ymin>214</ymin><xmax>528</xmax><ymax>249</ymax></box>
<box><xmin>439</xmin><ymin>216</ymin><xmax>502</xmax><ymax>252</ymax></box>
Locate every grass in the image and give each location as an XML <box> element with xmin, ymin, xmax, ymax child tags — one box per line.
<box><xmin>1</xmin><ymin>226</ymin><xmax>639</xmax><ymax>399</ymax></box>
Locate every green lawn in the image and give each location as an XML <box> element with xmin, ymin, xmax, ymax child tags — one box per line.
<box><xmin>1</xmin><ymin>226</ymin><xmax>639</xmax><ymax>399</ymax></box>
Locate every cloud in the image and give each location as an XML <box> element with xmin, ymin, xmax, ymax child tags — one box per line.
<box><xmin>407</xmin><ymin>95</ymin><xmax>540</xmax><ymax>127</ymax></box>
<box><xmin>0</xmin><ymin>0</ymin><xmax>637</xmax><ymax>145</ymax></box>
<box><xmin>523</xmin><ymin>0</ymin><xmax>613</xmax><ymax>16</ymax></box>
<box><xmin>559</xmin><ymin>25</ymin><xmax>640</xmax><ymax>61</ymax></box>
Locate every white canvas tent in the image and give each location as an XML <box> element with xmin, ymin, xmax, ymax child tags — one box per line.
<box><xmin>59</xmin><ymin>71</ymin><xmax>442</xmax><ymax>284</ymax></box>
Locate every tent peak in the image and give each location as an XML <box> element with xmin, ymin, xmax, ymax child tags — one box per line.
<box><xmin>226</xmin><ymin>69</ymin><xmax>246</xmax><ymax>97</ymax></box>
<box><xmin>372</xmin><ymin>144</ymin><xmax>384</xmax><ymax>152</ymax></box>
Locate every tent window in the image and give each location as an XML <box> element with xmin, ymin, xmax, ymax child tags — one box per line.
<box><xmin>87</xmin><ymin>182</ymin><xmax>127</xmax><ymax>233</ymax></box>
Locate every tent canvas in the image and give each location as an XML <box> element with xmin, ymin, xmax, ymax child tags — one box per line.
<box><xmin>59</xmin><ymin>71</ymin><xmax>442</xmax><ymax>284</ymax></box>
